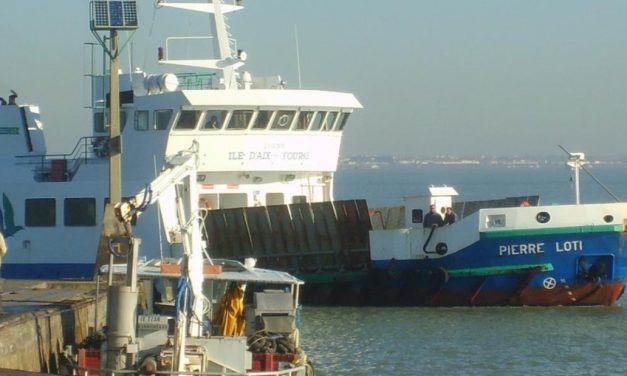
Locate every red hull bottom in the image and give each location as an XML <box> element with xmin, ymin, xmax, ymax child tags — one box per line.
<box><xmin>517</xmin><ymin>281</ymin><xmax>626</xmax><ymax>306</ymax></box>
<box><xmin>302</xmin><ymin>281</ymin><xmax>626</xmax><ymax>307</ymax></box>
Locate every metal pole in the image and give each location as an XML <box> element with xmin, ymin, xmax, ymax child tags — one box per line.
<box><xmin>575</xmin><ymin>160</ymin><xmax>581</xmax><ymax>205</ymax></box>
<box><xmin>109</xmin><ymin>30</ymin><xmax>122</xmax><ymax>205</ymax></box>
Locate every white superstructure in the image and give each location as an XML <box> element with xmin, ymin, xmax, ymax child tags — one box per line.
<box><xmin>0</xmin><ymin>0</ymin><xmax>361</xmax><ymax>279</ymax></box>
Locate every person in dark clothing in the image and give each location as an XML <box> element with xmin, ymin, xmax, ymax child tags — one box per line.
<box><xmin>423</xmin><ymin>205</ymin><xmax>444</xmax><ymax>228</ymax></box>
<box><xmin>588</xmin><ymin>261</ymin><xmax>607</xmax><ymax>282</ymax></box>
<box><xmin>444</xmin><ymin>207</ymin><xmax>457</xmax><ymax>225</ymax></box>
<box><xmin>577</xmin><ymin>257</ymin><xmax>589</xmax><ymax>280</ymax></box>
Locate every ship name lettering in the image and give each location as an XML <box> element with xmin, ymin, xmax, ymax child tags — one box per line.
<box><xmin>282</xmin><ymin>152</ymin><xmax>309</xmax><ymax>160</ymax></box>
<box><xmin>228</xmin><ymin>152</ymin><xmax>245</xmax><ymax>160</ymax></box>
<box><xmin>498</xmin><ymin>243</ymin><xmax>545</xmax><ymax>256</ymax></box>
<box><xmin>264</xmin><ymin>143</ymin><xmax>285</xmax><ymax>150</ymax></box>
<box><xmin>249</xmin><ymin>151</ymin><xmax>271</xmax><ymax>160</ymax></box>
<box><xmin>555</xmin><ymin>240</ymin><xmax>583</xmax><ymax>252</ymax></box>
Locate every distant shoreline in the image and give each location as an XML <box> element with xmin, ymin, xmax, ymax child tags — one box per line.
<box><xmin>339</xmin><ymin>156</ymin><xmax>627</xmax><ymax>169</ymax></box>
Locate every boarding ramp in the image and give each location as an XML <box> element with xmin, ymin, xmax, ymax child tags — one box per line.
<box><xmin>203</xmin><ymin>200</ymin><xmax>372</xmax><ymax>272</ymax></box>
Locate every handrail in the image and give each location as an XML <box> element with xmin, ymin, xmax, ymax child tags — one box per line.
<box><xmin>14</xmin><ymin>136</ymin><xmax>108</xmax><ymax>181</ymax></box>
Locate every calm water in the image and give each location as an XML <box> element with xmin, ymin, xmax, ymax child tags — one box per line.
<box><xmin>298</xmin><ymin>165</ymin><xmax>627</xmax><ymax>375</ymax></box>
<box><xmin>300</xmin><ymin>306</ymin><xmax>627</xmax><ymax>375</ymax></box>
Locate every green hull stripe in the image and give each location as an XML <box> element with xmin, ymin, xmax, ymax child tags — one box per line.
<box><xmin>298</xmin><ymin>264</ymin><xmax>555</xmax><ymax>282</ymax></box>
<box><xmin>447</xmin><ymin>263</ymin><xmax>554</xmax><ymax>277</ymax></box>
<box><xmin>481</xmin><ymin>224</ymin><xmax>623</xmax><ymax>239</ymax></box>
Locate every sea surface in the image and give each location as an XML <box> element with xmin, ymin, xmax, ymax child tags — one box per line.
<box><xmin>299</xmin><ymin>164</ymin><xmax>627</xmax><ymax>376</ymax></box>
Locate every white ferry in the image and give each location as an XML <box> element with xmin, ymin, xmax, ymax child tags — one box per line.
<box><xmin>0</xmin><ymin>0</ymin><xmax>361</xmax><ymax>279</ymax></box>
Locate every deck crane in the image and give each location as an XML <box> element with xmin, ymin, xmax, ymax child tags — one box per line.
<box><xmin>102</xmin><ymin>141</ymin><xmax>207</xmax><ymax>372</ymax></box>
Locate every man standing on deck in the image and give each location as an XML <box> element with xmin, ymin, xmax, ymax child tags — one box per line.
<box><xmin>0</xmin><ymin>231</ymin><xmax>7</xmax><ymax>314</ymax></box>
<box><xmin>423</xmin><ymin>204</ymin><xmax>444</xmax><ymax>228</ymax></box>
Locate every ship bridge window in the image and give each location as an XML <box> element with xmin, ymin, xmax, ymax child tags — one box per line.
<box><xmin>202</xmin><ymin>110</ymin><xmax>227</xmax><ymax>130</ymax></box>
<box><xmin>336</xmin><ymin>112</ymin><xmax>351</xmax><ymax>131</ymax></box>
<box><xmin>94</xmin><ymin>111</ymin><xmax>127</xmax><ymax>133</ymax></box>
<box><xmin>25</xmin><ymin>198</ymin><xmax>56</xmax><ymax>227</ymax></box>
<box><xmin>271</xmin><ymin>111</ymin><xmax>295</xmax><ymax>130</ymax></box>
<box><xmin>295</xmin><ymin>111</ymin><xmax>314</xmax><ymax>131</ymax></box>
<box><xmin>64</xmin><ymin>198</ymin><xmax>96</xmax><ymax>227</ymax></box>
<box><xmin>252</xmin><ymin>110</ymin><xmax>272</xmax><ymax>130</ymax></box>
<box><xmin>309</xmin><ymin>111</ymin><xmax>326</xmax><ymax>131</ymax></box>
<box><xmin>322</xmin><ymin>112</ymin><xmax>338</xmax><ymax>131</ymax></box>
<box><xmin>134</xmin><ymin>111</ymin><xmax>149</xmax><ymax>131</ymax></box>
<box><xmin>155</xmin><ymin>109</ymin><xmax>173</xmax><ymax>130</ymax></box>
<box><xmin>175</xmin><ymin>110</ymin><xmax>202</xmax><ymax>130</ymax></box>
<box><xmin>226</xmin><ymin>110</ymin><xmax>253</xmax><ymax>130</ymax></box>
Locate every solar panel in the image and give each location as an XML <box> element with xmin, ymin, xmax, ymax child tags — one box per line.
<box><xmin>123</xmin><ymin>1</ymin><xmax>138</xmax><ymax>27</ymax></box>
<box><xmin>90</xmin><ymin>1</ymin><xmax>138</xmax><ymax>30</ymax></box>
<box><xmin>109</xmin><ymin>1</ymin><xmax>124</xmax><ymax>27</ymax></box>
<box><xmin>93</xmin><ymin>1</ymin><xmax>109</xmax><ymax>28</ymax></box>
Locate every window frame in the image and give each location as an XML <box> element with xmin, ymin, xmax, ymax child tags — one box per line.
<box><xmin>25</xmin><ymin>198</ymin><xmax>56</xmax><ymax>227</ymax></box>
<box><xmin>154</xmin><ymin>109</ymin><xmax>173</xmax><ymax>131</ymax></box>
<box><xmin>64</xmin><ymin>198</ymin><xmax>97</xmax><ymax>227</ymax></box>
<box><xmin>134</xmin><ymin>110</ymin><xmax>149</xmax><ymax>131</ymax></box>
<box><xmin>174</xmin><ymin>110</ymin><xmax>203</xmax><ymax>131</ymax></box>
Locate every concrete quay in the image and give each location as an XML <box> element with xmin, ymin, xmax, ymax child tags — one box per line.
<box><xmin>0</xmin><ymin>279</ymin><xmax>106</xmax><ymax>375</ymax></box>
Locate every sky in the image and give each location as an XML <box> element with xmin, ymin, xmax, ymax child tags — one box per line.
<box><xmin>2</xmin><ymin>0</ymin><xmax>627</xmax><ymax>158</ymax></box>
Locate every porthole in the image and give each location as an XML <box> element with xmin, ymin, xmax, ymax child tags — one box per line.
<box><xmin>603</xmin><ymin>215</ymin><xmax>614</xmax><ymax>223</ymax></box>
<box><xmin>536</xmin><ymin>211</ymin><xmax>551</xmax><ymax>224</ymax></box>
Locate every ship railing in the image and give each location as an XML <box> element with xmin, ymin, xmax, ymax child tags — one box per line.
<box><xmin>15</xmin><ymin>136</ymin><xmax>106</xmax><ymax>182</ymax></box>
<box><xmin>177</xmin><ymin>72</ymin><xmax>216</xmax><ymax>90</ymax></box>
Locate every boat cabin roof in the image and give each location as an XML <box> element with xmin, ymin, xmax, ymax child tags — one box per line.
<box><xmin>169</xmin><ymin>89</ymin><xmax>362</xmax><ymax>109</ymax></box>
<box><xmin>429</xmin><ymin>186</ymin><xmax>459</xmax><ymax>197</ymax></box>
<box><xmin>102</xmin><ymin>258</ymin><xmax>304</xmax><ymax>285</ymax></box>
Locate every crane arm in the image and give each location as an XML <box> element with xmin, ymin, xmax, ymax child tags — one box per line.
<box><xmin>114</xmin><ymin>145</ymin><xmax>198</xmax><ymax>225</ymax></box>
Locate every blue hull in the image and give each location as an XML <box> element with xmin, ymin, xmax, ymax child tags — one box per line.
<box><xmin>372</xmin><ymin>231</ymin><xmax>627</xmax><ymax>287</ymax></box>
<box><xmin>300</xmin><ymin>231</ymin><xmax>627</xmax><ymax>306</ymax></box>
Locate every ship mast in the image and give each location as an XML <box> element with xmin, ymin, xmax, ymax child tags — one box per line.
<box><xmin>560</xmin><ymin>145</ymin><xmax>621</xmax><ymax>204</ymax></box>
<box><xmin>157</xmin><ymin>0</ymin><xmax>246</xmax><ymax>89</ymax></box>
